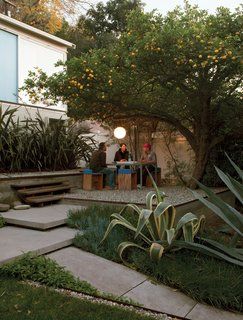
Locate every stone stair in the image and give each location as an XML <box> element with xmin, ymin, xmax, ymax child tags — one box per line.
<box><xmin>11</xmin><ymin>180</ymin><xmax>71</xmax><ymax>206</ymax></box>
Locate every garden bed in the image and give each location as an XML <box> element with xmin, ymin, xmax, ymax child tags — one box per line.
<box><xmin>63</xmin><ymin>187</ymin><xmax>232</xmax><ymax>228</ymax></box>
<box><xmin>67</xmin><ymin>205</ymin><xmax>243</xmax><ymax>314</ymax></box>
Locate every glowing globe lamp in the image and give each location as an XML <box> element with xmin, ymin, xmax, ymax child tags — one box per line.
<box><xmin>114</xmin><ymin>127</ymin><xmax>126</xmax><ymax>139</ymax></box>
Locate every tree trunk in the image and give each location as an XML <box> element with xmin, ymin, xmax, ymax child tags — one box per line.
<box><xmin>188</xmin><ymin>139</ymin><xmax>211</xmax><ymax>189</ymax></box>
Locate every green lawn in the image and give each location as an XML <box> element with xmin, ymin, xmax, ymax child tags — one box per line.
<box><xmin>0</xmin><ymin>278</ymin><xmax>157</xmax><ymax>320</ymax></box>
<box><xmin>68</xmin><ymin>205</ymin><xmax>243</xmax><ymax>313</ymax></box>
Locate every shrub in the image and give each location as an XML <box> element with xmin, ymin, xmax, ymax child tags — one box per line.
<box><xmin>0</xmin><ymin>107</ymin><xmax>95</xmax><ymax>172</ymax></box>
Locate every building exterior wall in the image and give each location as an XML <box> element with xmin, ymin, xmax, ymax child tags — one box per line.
<box><xmin>0</xmin><ymin>15</ymin><xmax>70</xmax><ymax>121</ymax></box>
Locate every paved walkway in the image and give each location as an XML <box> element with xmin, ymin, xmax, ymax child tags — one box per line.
<box><xmin>48</xmin><ymin>247</ymin><xmax>243</xmax><ymax>320</ymax></box>
<box><xmin>0</xmin><ymin>226</ymin><xmax>75</xmax><ymax>265</ymax></box>
<box><xmin>0</xmin><ymin>205</ymin><xmax>242</xmax><ymax>320</ymax></box>
<box><xmin>1</xmin><ymin>204</ymin><xmax>82</xmax><ymax>230</ymax></box>
<box><xmin>0</xmin><ymin>205</ymin><xmax>80</xmax><ymax>264</ymax></box>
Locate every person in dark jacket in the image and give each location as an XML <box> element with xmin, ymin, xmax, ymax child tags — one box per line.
<box><xmin>114</xmin><ymin>143</ymin><xmax>129</xmax><ymax>162</ymax></box>
<box><xmin>90</xmin><ymin>142</ymin><xmax>115</xmax><ymax>189</ymax></box>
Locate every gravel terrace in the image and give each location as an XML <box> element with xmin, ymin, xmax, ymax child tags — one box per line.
<box><xmin>65</xmin><ymin>186</ymin><xmax>227</xmax><ymax>206</ymax></box>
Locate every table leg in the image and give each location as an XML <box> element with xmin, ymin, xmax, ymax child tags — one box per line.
<box><xmin>140</xmin><ymin>164</ymin><xmax>143</xmax><ymax>188</ymax></box>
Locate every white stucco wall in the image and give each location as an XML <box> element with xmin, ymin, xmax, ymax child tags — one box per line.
<box><xmin>0</xmin><ymin>15</ymin><xmax>71</xmax><ymax>120</ymax></box>
<box><xmin>18</xmin><ymin>37</ymin><xmax>66</xmax><ymax>111</ymax></box>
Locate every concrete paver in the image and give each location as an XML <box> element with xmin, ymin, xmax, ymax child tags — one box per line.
<box><xmin>48</xmin><ymin>247</ymin><xmax>243</xmax><ymax>320</ymax></box>
<box><xmin>186</xmin><ymin>302</ymin><xmax>243</xmax><ymax>320</ymax></box>
<box><xmin>0</xmin><ymin>226</ymin><xmax>75</xmax><ymax>265</ymax></box>
<box><xmin>1</xmin><ymin>204</ymin><xmax>84</xmax><ymax>230</ymax></box>
<box><xmin>47</xmin><ymin>247</ymin><xmax>147</xmax><ymax>296</ymax></box>
<box><xmin>124</xmin><ymin>279</ymin><xmax>197</xmax><ymax>318</ymax></box>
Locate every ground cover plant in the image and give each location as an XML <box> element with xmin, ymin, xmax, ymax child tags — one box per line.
<box><xmin>68</xmin><ymin>204</ymin><xmax>243</xmax><ymax>313</ymax></box>
<box><xmin>0</xmin><ymin>253</ymin><xmax>137</xmax><ymax>305</ymax></box>
<box><xmin>0</xmin><ymin>108</ymin><xmax>95</xmax><ymax>172</ymax></box>
<box><xmin>0</xmin><ymin>278</ymin><xmax>160</xmax><ymax>320</ymax></box>
<box><xmin>0</xmin><ymin>254</ymin><xmax>97</xmax><ymax>295</ymax></box>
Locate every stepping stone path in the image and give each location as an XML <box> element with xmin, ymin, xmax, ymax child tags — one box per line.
<box><xmin>1</xmin><ymin>204</ymin><xmax>82</xmax><ymax>230</ymax></box>
<box><xmin>48</xmin><ymin>247</ymin><xmax>243</xmax><ymax>320</ymax></box>
<box><xmin>0</xmin><ymin>204</ymin><xmax>80</xmax><ymax>264</ymax></box>
<box><xmin>0</xmin><ymin>226</ymin><xmax>75</xmax><ymax>265</ymax></box>
<box><xmin>14</xmin><ymin>204</ymin><xmax>31</xmax><ymax>210</ymax></box>
<box><xmin>0</xmin><ymin>203</ymin><xmax>10</xmax><ymax>212</ymax></box>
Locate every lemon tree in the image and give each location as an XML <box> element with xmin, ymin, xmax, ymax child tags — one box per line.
<box><xmin>22</xmin><ymin>3</ymin><xmax>242</xmax><ymax>188</ymax></box>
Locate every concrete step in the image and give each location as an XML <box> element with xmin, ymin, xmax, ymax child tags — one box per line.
<box><xmin>0</xmin><ymin>226</ymin><xmax>76</xmax><ymax>265</ymax></box>
<box><xmin>1</xmin><ymin>204</ymin><xmax>83</xmax><ymax>230</ymax></box>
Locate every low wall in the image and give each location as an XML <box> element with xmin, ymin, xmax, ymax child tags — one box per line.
<box><xmin>174</xmin><ymin>190</ymin><xmax>234</xmax><ymax>227</ymax></box>
<box><xmin>0</xmin><ymin>170</ymin><xmax>83</xmax><ymax>199</ymax></box>
<box><xmin>62</xmin><ymin>190</ymin><xmax>234</xmax><ymax>228</ymax></box>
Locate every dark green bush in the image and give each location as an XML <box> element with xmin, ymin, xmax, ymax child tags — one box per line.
<box><xmin>202</xmin><ymin>138</ymin><xmax>243</xmax><ymax>187</ymax></box>
<box><xmin>0</xmin><ymin>107</ymin><xmax>95</xmax><ymax>172</ymax></box>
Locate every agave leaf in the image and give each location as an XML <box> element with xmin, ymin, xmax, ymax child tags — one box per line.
<box><xmin>193</xmin><ymin>215</ymin><xmax>205</xmax><ymax>235</ymax></box>
<box><xmin>149</xmin><ymin>242</ymin><xmax>164</xmax><ymax>261</ymax></box>
<box><xmin>146</xmin><ymin>168</ymin><xmax>163</xmax><ymax>202</ymax></box>
<box><xmin>176</xmin><ymin>212</ymin><xmax>198</xmax><ymax>232</ymax></box>
<box><xmin>110</xmin><ymin>213</ymin><xmax>135</xmax><ymax>227</ymax></box>
<box><xmin>182</xmin><ymin>222</ymin><xmax>194</xmax><ymax>242</ymax></box>
<box><xmin>119</xmin><ymin>204</ymin><xmax>141</xmax><ymax>217</ymax></box>
<box><xmin>201</xmin><ymin>238</ymin><xmax>243</xmax><ymax>262</ymax></box>
<box><xmin>191</xmin><ymin>188</ymin><xmax>243</xmax><ymax>236</ymax></box>
<box><xmin>117</xmin><ymin>241</ymin><xmax>147</xmax><ymax>265</ymax></box>
<box><xmin>135</xmin><ymin>209</ymin><xmax>153</xmax><ymax>239</ymax></box>
<box><xmin>146</xmin><ymin>191</ymin><xmax>157</xmax><ymax>210</ymax></box>
<box><xmin>165</xmin><ymin>228</ymin><xmax>175</xmax><ymax>245</ymax></box>
<box><xmin>215</xmin><ymin>166</ymin><xmax>243</xmax><ymax>205</ymax></box>
<box><xmin>173</xmin><ymin>240</ymin><xmax>243</xmax><ymax>267</ymax></box>
<box><xmin>225</xmin><ymin>153</ymin><xmax>243</xmax><ymax>181</ymax></box>
<box><xmin>153</xmin><ymin>203</ymin><xmax>171</xmax><ymax>239</ymax></box>
<box><xmin>100</xmin><ymin>219</ymin><xmax>137</xmax><ymax>244</ymax></box>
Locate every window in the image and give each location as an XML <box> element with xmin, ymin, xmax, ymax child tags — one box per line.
<box><xmin>0</xmin><ymin>29</ymin><xmax>18</xmax><ymax>102</ymax></box>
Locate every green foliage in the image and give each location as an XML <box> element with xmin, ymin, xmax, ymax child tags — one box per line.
<box><xmin>202</xmin><ymin>139</ymin><xmax>243</xmax><ymax>187</ymax></box>
<box><xmin>22</xmin><ymin>4</ymin><xmax>243</xmax><ymax>185</ymax></box>
<box><xmin>69</xmin><ymin>205</ymin><xmax>243</xmax><ymax>312</ymax></box>
<box><xmin>0</xmin><ymin>278</ymin><xmax>155</xmax><ymax>320</ymax></box>
<box><xmin>101</xmin><ymin>189</ymin><xmax>206</xmax><ymax>263</ymax></box>
<box><xmin>0</xmin><ymin>215</ymin><xmax>5</xmax><ymax>228</ymax></box>
<box><xmin>193</xmin><ymin>155</ymin><xmax>243</xmax><ymax>249</ymax></box>
<box><xmin>0</xmin><ymin>253</ymin><xmax>97</xmax><ymax>295</ymax></box>
<box><xmin>0</xmin><ymin>107</ymin><xmax>95</xmax><ymax>172</ymax></box>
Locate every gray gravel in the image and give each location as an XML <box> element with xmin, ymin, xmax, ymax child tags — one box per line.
<box><xmin>65</xmin><ymin>186</ymin><xmax>226</xmax><ymax>206</ymax></box>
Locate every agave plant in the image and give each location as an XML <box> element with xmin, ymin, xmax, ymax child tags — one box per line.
<box><xmin>102</xmin><ymin>168</ymin><xmax>243</xmax><ymax>266</ymax></box>
<box><xmin>101</xmin><ymin>170</ymin><xmax>206</xmax><ymax>263</ymax></box>
<box><xmin>192</xmin><ymin>154</ymin><xmax>243</xmax><ymax>251</ymax></box>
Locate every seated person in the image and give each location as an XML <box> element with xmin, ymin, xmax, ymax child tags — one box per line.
<box><xmin>114</xmin><ymin>143</ymin><xmax>129</xmax><ymax>162</ymax></box>
<box><xmin>114</xmin><ymin>143</ymin><xmax>130</xmax><ymax>171</ymax></box>
<box><xmin>89</xmin><ymin>142</ymin><xmax>115</xmax><ymax>189</ymax></box>
<box><xmin>139</xmin><ymin>143</ymin><xmax>157</xmax><ymax>186</ymax></box>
